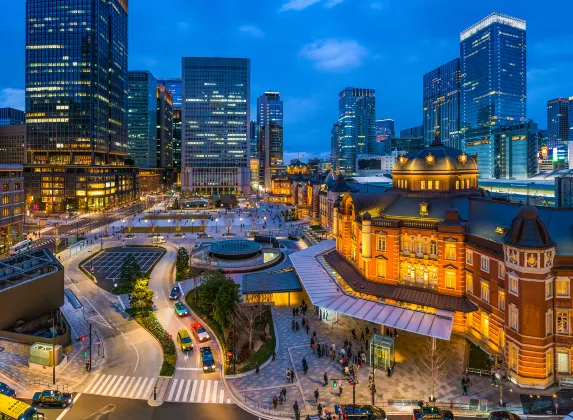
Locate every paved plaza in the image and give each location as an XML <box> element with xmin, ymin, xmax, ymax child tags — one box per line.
<box><xmin>82</xmin><ymin>246</ymin><xmax>163</xmax><ymax>290</ymax></box>
<box><xmin>228</xmin><ymin>305</ymin><xmax>526</xmax><ymax>417</ymax></box>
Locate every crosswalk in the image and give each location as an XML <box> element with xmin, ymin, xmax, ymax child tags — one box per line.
<box><xmin>165</xmin><ymin>378</ymin><xmax>232</xmax><ymax>404</ymax></box>
<box><xmin>82</xmin><ymin>374</ymin><xmax>232</xmax><ymax>404</ymax></box>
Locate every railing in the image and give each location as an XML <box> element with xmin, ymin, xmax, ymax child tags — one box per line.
<box><xmin>467</xmin><ymin>367</ymin><xmax>492</xmax><ymax>377</ymax></box>
<box><xmin>402</xmin><ymin>220</ymin><xmax>438</xmax><ymax>229</ymax></box>
<box><xmin>0</xmin><ymin>366</ymin><xmax>69</xmax><ymax>392</ymax></box>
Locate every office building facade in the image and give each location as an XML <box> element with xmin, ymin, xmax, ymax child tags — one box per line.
<box><xmin>0</xmin><ymin>108</ymin><xmax>25</xmax><ymax>126</ymax></box>
<box><xmin>25</xmin><ymin>0</ymin><xmax>136</xmax><ymax>212</ymax></box>
<box><xmin>181</xmin><ymin>57</ymin><xmax>250</xmax><ymax>195</ymax></box>
<box><xmin>156</xmin><ymin>85</ymin><xmax>173</xmax><ymax>170</ymax></box>
<box><xmin>460</xmin><ymin>13</ymin><xmax>526</xmax><ymax>133</ymax></box>
<box><xmin>330</xmin><ymin>122</ymin><xmax>340</xmax><ymax>172</ymax></box>
<box><xmin>158</xmin><ymin>78</ymin><xmax>182</xmax><ymax>174</ymax></box>
<box><xmin>257</xmin><ymin>92</ymin><xmax>284</xmax><ymax>190</ymax></box>
<box><xmin>423</xmin><ymin>58</ymin><xmax>461</xmax><ymax>149</ymax></box>
<box><xmin>0</xmin><ymin>125</ymin><xmax>26</xmax><ymax>165</ymax></box>
<box><xmin>0</xmin><ymin>165</ymin><xmax>24</xmax><ymax>252</ymax></box>
<box><xmin>375</xmin><ymin>119</ymin><xmax>394</xmax><ymax>155</ymax></box>
<box><xmin>337</xmin><ymin>88</ymin><xmax>376</xmax><ymax>175</ymax></box>
<box><xmin>547</xmin><ymin>98</ymin><xmax>569</xmax><ymax>149</ymax></box>
<box><xmin>128</xmin><ymin>71</ymin><xmax>157</xmax><ymax>168</ymax></box>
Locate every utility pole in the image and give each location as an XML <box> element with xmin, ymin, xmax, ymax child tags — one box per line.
<box><xmin>89</xmin><ymin>323</ymin><xmax>92</xmax><ymax>372</ymax></box>
<box><xmin>52</xmin><ymin>312</ymin><xmax>56</xmax><ymax>385</ymax></box>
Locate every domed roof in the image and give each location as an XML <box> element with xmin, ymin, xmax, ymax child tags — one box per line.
<box><xmin>362</xmin><ymin>211</ymin><xmax>372</xmax><ymax>220</ymax></box>
<box><xmin>393</xmin><ymin>144</ymin><xmax>478</xmax><ymax>173</ymax></box>
<box><xmin>503</xmin><ymin>203</ymin><xmax>553</xmax><ymax>248</ymax></box>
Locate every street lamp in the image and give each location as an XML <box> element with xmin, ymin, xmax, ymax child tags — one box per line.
<box><xmin>215</xmin><ymin>218</ymin><xmax>219</xmax><ymax>234</ymax></box>
<box><xmin>168</xmin><ymin>219</ymin><xmax>171</xmax><ymax>235</ymax></box>
<box><xmin>240</xmin><ymin>217</ymin><xmax>243</xmax><ymax>233</ymax></box>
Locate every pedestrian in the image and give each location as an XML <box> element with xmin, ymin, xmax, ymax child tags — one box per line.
<box><xmin>282</xmin><ymin>387</ymin><xmax>287</xmax><ymax>402</ymax></box>
<box><xmin>360</xmin><ymin>330</ymin><xmax>365</xmax><ymax>341</ymax></box>
<box><xmin>290</xmin><ymin>368</ymin><xmax>295</xmax><ymax>383</ymax></box>
<box><xmin>255</xmin><ymin>362</ymin><xmax>259</xmax><ymax>374</ymax></box>
<box><xmin>296</xmin><ymin>308</ymin><xmax>299</xmax><ymax>316</ymax></box>
<box><xmin>296</xmin><ymin>321</ymin><xmax>300</xmax><ymax>331</ymax></box>
<box><xmin>293</xmin><ymin>308</ymin><xmax>296</xmax><ymax>317</ymax></box>
<box><xmin>323</xmin><ymin>372</ymin><xmax>328</xmax><ymax>386</ymax></box>
<box><xmin>278</xmin><ymin>393</ymin><xmax>284</xmax><ymax>405</ymax></box>
<box><xmin>351</xmin><ymin>329</ymin><xmax>356</xmax><ymax>339</ymax></box>
<box><xmin>286</xmin><ymin>369</ymin><xmax>291</xmax><ymax>383</ymax></box>
<box><xmin>306</xmin><ymin>324</ymin><xmax>310</xmax><ymax>335</ymax></box>
<box><xmin>394</xmin><ymin>328</ymin><xmax>398</xmax><ymax>338</ymax></box>
<box><xmin>386</xmin><ymin>327</ymin><xmax>390</xmax><ymax>336</ymax></box>
<box><xmin>292</xmin><ymin>320</ymin><xmax>296</xmax><ymax>331</ymax></box>
<box><xmin>304</xmin><ymin>364</ymin><xmax>308</xmax><ymax>375</ymax></box>
<box><xmin>272</xmin><ymin>350</ymin><xmax>276</xmax><ymax>361</ymax></box>
<box><xmin>314</xmin><ymin>388</ymin><xmax>319</xmax><ymax>403</ymax></box>
<box><xmin>365</xmin><ymin>326</ymin><xmax>370</xmax><ymax>336</ymax></box>
<box><xmin>293</xmin><ymin>400</ymin><xmax>300</xmax><ymax>415</ymax></box>
<box><xmin>312</xmin><ymin>343</ymin><xmax>316</xmax><ymax>354</ymax></box>
<box><xmin>313</xmin><ymin>330</ymin><xmax>317</xmax><ymax>338</ymax></box>
<box><xmin>302</xmin><ymin>316</ymin><xmax>306</xmax><ymax>326</ymax></box>
<box><xmin>337</xmin><ymin>352</ymin><xmax>341</xmax><ymax>363</ymax></box>
<box><xmin>317</xmin><ymin>403</ymin><xmax>323</xmax><ymax>418</ymax></box>
<box><xmin>273</xmin><ymin>396</ymin><xmax>278</xmax><ymax>409</ymax></box>
<box><xmin>461</xmin><ymin>377</ymin><xmax>466</xmax><ymax>395</ymax></box>
<box><xmin>339</xmin><ymin>384</ymin><xmax>343</xmax><ymax>397</ymax></box>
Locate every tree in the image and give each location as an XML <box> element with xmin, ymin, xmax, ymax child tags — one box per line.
<box><xmin>126</xmin><ymin>216</ymin><xmax>135</xmax><ymax>235</ymax></box>
<box><xmin>200</xmin><ymin>218</ymin><xmax>207</xmax><ymax>233</ymax></box>
<box><xmin>130</xmin><ymin>278</ymin><xmax>154</xmax><ymax>313</ymax></box>
<box><xmin>197</xmin><ymin>270</ymin><xmax>226</xmax><ymax>315</ymax></box>
<box><xmin>188</xmin><ymin>266</ymin><xmax>204</xmax><ymax>301</ymax></box>
<box><xmin>53</xmin><ymin>224</ymin><xmax>61</xmax><ymax>252</ymax></box>
<box><xmin>213</xmin><ymin>277</ymin><xmax>240</xmax><ymax>330</ymax></box>
<box><xmin>150</xmin><ymin>219</ymin><xmax>157</xmax><ymax>234</ymax></box>
<box><xmin>225</xmin><ymin>218</ymin><xmax>234</xmax><ymax>235</ymax></box>
<box><xmin>415</xmin><ymin>337</ymin><xmax>449</xmax><ymax>402</ymax></box>
<box><xmin>119</xmin><ymin>254</ymin><xmax>141</xmax><ymax>288</ymax></box>
<box><xmin>176</xmin><ymin>247</ymin><xmax>189</xmax><ymax>280</ymax></box>
<box><xmin>174</xmin><ymin>218</ymin><xmax>182</xmax><ymax>234</ymax></box>
<box><xmin>235</xmin><ymin>284</ymin><xmax>269</xmax><ymax>351</ymax></box>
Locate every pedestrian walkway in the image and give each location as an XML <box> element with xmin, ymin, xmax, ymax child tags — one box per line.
<box><xmin>82</xmin><ymin>374</ymin><xmax>156</xmax><ymax>400</ymax></box>
<box><xmin>164</xmin><ymin>378</ymin><xmax>232</xmax><ymax>404</ymax></box>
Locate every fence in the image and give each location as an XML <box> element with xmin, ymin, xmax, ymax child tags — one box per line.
<box><xmin>0</xmin><ymin>366</ymin><xmax>69</xmax><ymax>393</ymax></box>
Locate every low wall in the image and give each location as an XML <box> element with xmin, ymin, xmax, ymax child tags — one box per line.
<box><xmin>0</xmin><ymin>337</ymin><xmax>29</xmax><ymax>357</ymax></box>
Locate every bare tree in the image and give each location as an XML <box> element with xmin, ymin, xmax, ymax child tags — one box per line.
<box><xmin>250</xmin><ymin>215</ymin><xmax>258</xmax><ymax>233</ymax></box>
<box><xmin>126</xmin><ymin>215</ymin><xmax>135</xmax><ymax>235</ymax></box>
<box><xmin>200</xmin><ymin>218</ymin><xmax>207</xmax><ymax>233</ymax></box>
<box><xmin>174</xmin><ymin>217</ymin><xmax>182</xmax><ymax>234</ymax></box>
<box><xmin>53</xmin><ymin>224</ymin><xmax>61</xmax><ymax>252</ymax></box>
<box><xmin>225</xmin><ymin>217</ymin><xmax>234</xmax><ymax>235</ymax></box>
<box><xmin>150</xmin><ymin>219</ymin><xmax>157</xmax><ymax>234</ymax></box>
<box><xmin>415</xmin><ymin>337</ymin><xmax>449</xmax><ymax>402</ymax></box>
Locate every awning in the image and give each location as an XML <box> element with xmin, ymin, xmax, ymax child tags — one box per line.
<box><xmin>289</xmin><ymin>240</ymin><xmax>454</xmax><ymax>341</ymax></box>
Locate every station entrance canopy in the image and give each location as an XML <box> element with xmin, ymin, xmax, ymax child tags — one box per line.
<box><xmin>289</xmin><ymin>240</ymin><xmax>454</xmax><ymax>341</ymax></box>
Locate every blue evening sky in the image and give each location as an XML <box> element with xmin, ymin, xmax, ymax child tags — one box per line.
<box><xmin>1</xmin><ymin>0</ymin><xmax>572</xmax><ymax>162</ymax></box>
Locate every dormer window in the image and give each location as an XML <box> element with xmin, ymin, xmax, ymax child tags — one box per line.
<box><xmin>420</xmin><ymin>202</ymin><xmax>429</xmax><ymax>216</ymax></box>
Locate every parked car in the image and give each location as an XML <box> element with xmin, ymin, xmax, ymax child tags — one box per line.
<box><xmin>169</xmin><ymin>286</ymin><xmax>181</xmax><ymax>300</ymax></box>
<box><xmin>32</xmin><ymin>390</ymin><xmax>73</xmax><ymax>407</ymax></box>
<box><xmin>177</xmin><ymin>329</ymin><xmax>193</xmax><ymax>352</ymax></box>
<box><xmin>338</xmin><ymin>404</ymin><xmax>386</xmax><ymax>419</ymax></box>
<box><xmin>191</xmin><ymin>323</ymin><xmax>210</xmax><ymax>342</ymax></box>
<box><xmin>413</xmin><ymin>406</ymin><xmax>454</xmax><ymax>420</ymax></box>
<box><xmin>174</xmin><ymin>302</ymin><xmax>189</xmax><ymax>317</ymax></box>
<box><xmin>200</xmin><ymin>346</ymin><xmax>216</xmax><ymax>372</ymax></box>
<box><xmin>488</xmin><ymin>411</ymin><xmax>521</xmax><ymax>420</ymax></box>
<box><xmin>0</xmin><ymin>382</ymin><xmax>16</xmax><ymax>398</ymax></box>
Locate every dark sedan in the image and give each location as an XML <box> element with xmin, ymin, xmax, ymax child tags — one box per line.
<box><xmin>169</xmin><ymin>286</ymin><xmax>181</xmax><ymax>300</ymax></box>
<box><xmin>0</xmin><ymin>382</ymin><xmax>16</xmax><ymax>398</ymax></box>
<box><xmin>32</xmin><ymin>390</ymin><xmax>73</xmax><ymax>407</ymax></box>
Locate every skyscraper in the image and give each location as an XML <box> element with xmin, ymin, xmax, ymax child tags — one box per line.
<box><xmin>460</xmin><ymin>13</ymin><xmax>526</xmax><ymax>133</ymax></box>
<box><xmin>257</xmin><ymin>92</ymin><xmax>284</xmax><ymax>190</ymax></box>
<box><xmin>330</xmin><ymin>123</ymin><xmax>340</xmax><ymax>172</ymax></box>
<box><xmin>128</xmin><ymin>71</ymin><xmax>158</xmax><ymax>168</ymax></box>
<box><xmin>375</xmin><ymin>119</ymin><xmax>394</xmax><ymax>155</ymax></box>
<box><xmin>181</xmin><ymin>57</ymin><xmax>250</xmax><ymax>195</ymax></box>
<box><xmin>423</xmin><ymin>58</ymin><xmax>461</xmax><ymax>148</ymax></box>
<box><xmin>547</xmin><ymin>98</ymin><xmax>569</xmax><ymax>149</ymax></box>
<box><xmin>25</xmin><ymin>0</ymin><xmax>136</xmax><ymax>212</ymax></box>
<box><xmin>156</xmin><ymin>85</ymin><xmax>173</xmax><ymax>170</ymax></box>
<box><xmin>158</xmin><ymin>78</ymin><xmax>182</xmax><ymax>174</ymax></box>
<box><xmin>0</xmin><ymin>108</ymin><xmax>25</xmax><ymax>126</ymax></box>
<box><xmin>337</xmin><ymin>88</ymin><xmax>376</xmax><ymax>175</ymax></box>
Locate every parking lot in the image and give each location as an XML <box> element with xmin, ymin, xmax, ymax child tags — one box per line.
<box><xmin>83</xmin><ymin>246</ymin><xmax>164</xmax><ymax>291</ymax></box>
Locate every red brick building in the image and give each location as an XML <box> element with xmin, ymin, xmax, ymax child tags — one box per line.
<box><xmin>332</xmin><ymin>142</ymin><xmax>573</xmax><ymax>389</ymax></box>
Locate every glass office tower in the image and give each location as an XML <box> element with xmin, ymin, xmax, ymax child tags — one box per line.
<box><xmin>257</xmin><ymin>92</ymin><xmax>284</xmax><ymax>190</ymax></box>
<box><xmin>460</xmin><ymin>13</ymin><xmax>526</xmax><ymax>132</ymax></box>
<box><xmin>156</xmin><ymin>85</ymin><xmax>173</xmax><ymax>170</ymax></box>
<box><xmin>337</xmin><ymin>88</ymin><xmax>376</xmax><ymax>175</ymax></box>
<box><xmin>158</xmin><ymin>78</ymin><xmax>182</xmax><ymax>174</ymax></box>
<box><xmin>0</xmin><ymin>108</ymin><xmax>25</xmax><ymax>126</ymax></box>
<box><xmin>547</xmin><ymin>98</ymin><xmax>569</xmax><ymax>149</ymax></box>
<box><xmin>331</xmin><ymin>122</ymin><xmax>340</xmax><ymax>172</ymax></box>
<box><xmin>423</xmin><ymin>58</ymin><xmax>460</xmax><ymax>148</ymax></box>
<box><xmin>375</xmin><ymin>119</ymin><xmax>394</xmax><ymax>155</ymax></box>
<box><xmin>128</xmin><ymin>71</ymin><xmax>158</xmax><ymax>168</ymax></box>
<box><xmin>181</xmin><ymin>57</ymin><xmax>250</xmax><ymax>195</ymax></box>
<box><xmin>25</xmin><ymin>0</ymin><xmax>136</xmax><ymax>212</ymax></box>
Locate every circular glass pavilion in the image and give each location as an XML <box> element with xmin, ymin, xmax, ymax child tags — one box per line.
<box><xmin>209</xmin><ymin>240</ymin><xmax>263</xmax><ymax>260</ymax></box>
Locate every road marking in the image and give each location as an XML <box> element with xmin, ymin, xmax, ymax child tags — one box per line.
<box><xmin>101</xmin><ymin>375</ymin><xmax>118</xmax><ymax>395</ymax></box>
<box><xmin>176</xmin><ymin>367</ymin><xmax>202</xmax><ymax>371</ymax></box>
<box><xmin>182</xmin><ymin>379</ymin><xmax>191</xmax><ymax>402</ymax></box>
<box><xmin>167</xmin><ymin>378</ymin><xmax>178</xmax><ymax>401</ymax></box>
<box><xmin>143</xmin><ymin>377</ymin><xmax>155</xmax><ymax>400</ymax></box>
<box><xmin>128</xmin><ymin>377</ymin><xmax>143</xmax><ymax>399</ymax></box>
<box><xmin>83</xmin><ymin>374</ymin><xmax>102</xmax><ymax>393</ymax></box>
<box><xmin>117</xmin><ymin>296</ymin><xmax>126</xmax><ymax>311</ymax></box>
<box><xmin>114</xmin><ymin>376</ymin><xmax>131</xmax><ymax>397</ymax></box>
<box><xmin>219</xmin><ymin>389</ymin><xmax>224</xmax><ymax>404</ymax></box>
<box><xmin>55</xmin><ymin>393</ymin><xmax>82</xmax><ymax>420</ymax></box>
<box><xmin>135</xmin><ymin>377</ymin><xmax>149</xmax><ymax>399</ymax></box>
<box><xmin>94</xmin><ymin>375</ymin><xmax>112</xmax><ymax>394</ymax></box>
<box><xmin>175</xmin><ymin>379</ymin><xmax>185</xmax><ymax>401</ymax></box>
<box><xmin>108</xmin><ymin>375</ymin><xmax>124</xmax><ymax>396</ymax></box>
<box><xmin>190</xmin><ymin>379</ymin><xmax>198</xmax><ymax>402</ymax></box>
<box><xmin>203</xmin><ymin>380</ymin><xmax>211</xmax><ymax>403</ymax></box>
<box><xmin>227</xmin><ymin>398</ymin><xmax>232</xmax><ymax>404</ymax></box>
<box><xmin>211</xmin><ymin>380</ymin><xmax>218</xmax><ymax>403</ymax></box>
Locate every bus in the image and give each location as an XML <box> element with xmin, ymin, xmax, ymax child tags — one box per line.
<box><xmin>0</xmin><ymin>394</ymin><xmax>44</xmax><ymax>420</ymax></box>
<box><xmin>8</xmin><ymin>240</ymin><xmax>32</xmax><ymax>256</ymax></box>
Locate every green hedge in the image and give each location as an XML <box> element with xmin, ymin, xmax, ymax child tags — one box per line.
<box><xmin>110</xmin><ymin>247</ymin><xmax>166</xmax><ymax>295</ymax></box>
<box><xmin>127</xmin><ymin>309</ymin><xmax>177</xmax><ymax>377</ymax></box>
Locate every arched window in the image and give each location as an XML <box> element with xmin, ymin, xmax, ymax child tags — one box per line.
<box><xmin>429</xmin><ymin>240</ymin><xmax>437</xmax><ymax>255</ymax></box>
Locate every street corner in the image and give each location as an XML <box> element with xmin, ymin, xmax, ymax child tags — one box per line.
<box><xmin>146</xmin><ymin>376</ymin><xmax>170</xmax><ymax>406</ymax></box>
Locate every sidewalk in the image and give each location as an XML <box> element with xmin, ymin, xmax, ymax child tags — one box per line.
<box><xmin>227</xmin><ymin>305</ymin><xmax>526</xmax><ymax>417</ymax></box>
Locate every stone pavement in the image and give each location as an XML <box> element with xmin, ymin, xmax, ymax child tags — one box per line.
<box><xmin>228</xmin><ymin>305</ymin><xmax>525</xmax><ymax>417</ymax></box>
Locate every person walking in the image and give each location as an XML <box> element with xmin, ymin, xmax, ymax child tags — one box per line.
<box><xmin>255</xmin><ymin>362</ymin><xmax>259</xmax><ymax>374</ymax></box>
<box><xmin>314</xmin><ymin>388</ymin><xmax>319</xmax><ymax>403</ymax></box>
<box><xmin>323</xmin><ymin>372</ymin><xmax>328</xmax><ymax>386</ymax></box>
<box><xmin>286</xmin><ymin>369</ymin><xmax>291</xmax><ymax>383</ymax></box>
<box><xmin>292</xmin><ymin>320</ymin><xmax>296</xmax><ymax>331</ymax></box>
<box><xmin>365</xmin><ymin>326</ymin><xmax>370</xmax><ymax>337</ymax></box>
<box><xmin>290</xmin><ymin>368</ymin><xmax>295</xmax><ymax>383</ymax></box>
<box><xmin>296</xmin><ymin>321</ymin><xmax>300</xmax><ymax>331</ymax></box>
<box><xmin>293</xmin><ymin>401</ymin><xmax>300</xmax><ymax>418</ymax></box>
<box><xmin>305</xmin><ymin>323</ymin><xmax>310</xmax><ymax>334</ymax></box>
<box><xmin>360</xmin><ymin>330</ymin><xmax>365</xmax><ymax>341</ymax></box>
<box><xmin>293</xmin><ymin>308</ymin><xmax>296</xmax><ymax>317</ymax></box>
<box><xmin>272</xmin><ymin>350</ymin><xmax>276</xmax><ymax>361</ymax></box>
<box><xmin>273</xmin><ymin>396</ymin><xmax>278</xmax><ymax>409</ymax></box>
<box><xmin>317</xmin><ymin>403</ymin><xmax>323</xmax><ymax>418</ymax></box>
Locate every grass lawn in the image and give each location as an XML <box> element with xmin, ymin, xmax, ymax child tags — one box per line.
<box><xmin>119</xmin><ymin>226</ymin><xmax>206</xmax><ymax>234</ymax></box>
<box><xmin>143</xmin><ymin>214</ymin><xmax>212</xmax><ymax>220</ymax></box>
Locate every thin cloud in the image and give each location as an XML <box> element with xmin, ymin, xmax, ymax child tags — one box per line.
<box><xmin>299</xmin><ymin>39</ymin><xmax>368</xmax><ymax>72</ymax></box>
<box><xmin>239</xmin><ymin>25</ymin><xmax>264</xmax><ymax>37</ymax></box>
<box><xmin>279</xmin><ymin>0</ymin><xmax>344</xmax><ymax>12</ymax></box>
<box><xmin>371</xmin><ymin>1</ymin><xmax>388</xmax><ymax>10</ymax></box>
<box><xmin>0</xmin><ymin>88</ymin><xmax>25</xmax><ymax>110</ymax></box>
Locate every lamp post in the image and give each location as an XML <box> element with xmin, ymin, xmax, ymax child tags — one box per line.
<box><xmin>168</xmin><ymin>219</ymin><xmax>171</xmax><ymax>235</ymax></box>
<box><xmin>240</xmin><ymin>217</ymin><xmax>243</xmax><ymax>233</ymax></box>
<box><xmin>215</xmin><ymin>218</ymin><xmax>218</xmax><ymax>234</ymax></box>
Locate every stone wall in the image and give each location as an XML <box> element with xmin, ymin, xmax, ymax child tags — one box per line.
<box><xmin>0</xmin><ymin>337</ymin><xmax>29</xmax><ymax>357</ymax></box>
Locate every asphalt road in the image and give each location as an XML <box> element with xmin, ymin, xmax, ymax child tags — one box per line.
<box><xmin>26</xmin><ymin>394</ymin><xmax>259</xmax><ymax>420</ymax></box>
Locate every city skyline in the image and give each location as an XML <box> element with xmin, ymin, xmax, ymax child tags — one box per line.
<box><xmin>2</xmin><ymin>0</ymin><xmax>572</xmax><ymax>160</ymax></box>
